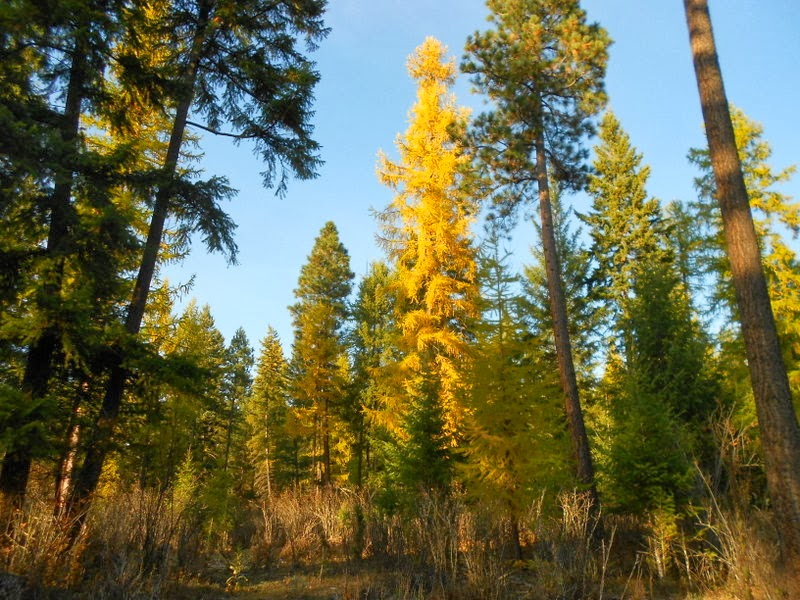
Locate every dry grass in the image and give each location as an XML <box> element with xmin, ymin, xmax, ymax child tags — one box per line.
<box><xmin>0</xmin><ymin>483</ymin><xmax>790</xmax><ymax>599</ymax></box>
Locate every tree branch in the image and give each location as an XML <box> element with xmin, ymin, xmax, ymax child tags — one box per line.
<box><xmin>186</xmin><ymin>119</ymin><xmax>257</xmax><ymax>139</ymax></box>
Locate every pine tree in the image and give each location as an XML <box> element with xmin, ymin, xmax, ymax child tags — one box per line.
<box><xmin>463</xmin><ymin>0</ymin><xmax>609</xmax><ymax>492</ymax></box>
<box><xmin>376</xmin><ymin>37</ymin><xmax>478</xmax><ymax>495</ymax></box>
<box><xmin>289</xmin><ymin>221</ymin><xmax>354</xmax><ymax>486</ymax></box>
<box><xmin>684</xmin><ymin>0</ymin><xmax>800</xmax><ymax>574</ymax></box>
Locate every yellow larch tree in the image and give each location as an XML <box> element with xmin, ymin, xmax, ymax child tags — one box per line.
<box><xmin>376</xmin><ymin>37</ymin><xmax>479</xmax><ymax>490</ymax></box>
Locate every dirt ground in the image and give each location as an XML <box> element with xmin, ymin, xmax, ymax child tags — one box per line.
<box><xmin>168</xmin><ymin>562</ymin><xmax>404</xmax><ymax>600</ymax></box>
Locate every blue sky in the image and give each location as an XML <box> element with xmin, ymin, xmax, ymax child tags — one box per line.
<box><xmin>164</xmin><ymin>0</ymin><xmax>800</xmax><ymax>354</ymax></box>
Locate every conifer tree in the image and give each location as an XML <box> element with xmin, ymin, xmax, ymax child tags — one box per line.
<box><xmin>114</xmin><ymin>281</ymin><xmax>180</xmax><ymax>492</ymax></box>
<box><xmin>376</xmin><ymin>37</ymin><xmax>478</xmax><ymax>495</ymax></box>
<box><xmin>349</xmin><ymin>262</ymin><xmax>399</xmax><ymax>485</ymax></box>
<box><xmin>109</xmin><ymin>298</ymin><xmax>231</xmax><ymax>494</ymax></box>
<box><xmin>594</xmin><ymin>262</ymin><xmax>710</xmax><ymax>513</ymax></box>
<box><xmin>245</xmin><ymin>328</ymin><xmax>293</xmax><ymax>498</ymax></box>
<box><xmin>684</xmin><ymin>0</ymin><xmax>800</xmax><ymax>573</ymax></box>
<box><xmin>463</xmin><ymin>225</ymin><xmax>568</xmax><ymax>554</ymax></box>
<box><xmin>583</xmin><ymin>113</ymin><xmax>716</xmax><ymax>510</ymax></box>
<box><xmin>164</xmin><ymin>301</ymin><xmax>229</xmax><ymax>476</ymax></box>
<box><xmin>0</xmin><ymin>0</ymin><xmax>136</xmax><ymax>507</ymax></box>
<box><xmin>289</xmin><ymin>221</ymin><xmax>354</xmax><ymax>486</ymax></box>
<box><xmin>689</xmin><ymin>108</ymin><xmax>800</xmax><ymax>383</ymax></box>
<box><xmin>463</xmin><ymin>0</ymin><xmax>609</xmax><ymax>492</ymax></box>
<box><xmin>68</xmin><ymin>0</ymin><xmax>328</xmax><ymax>519</ymax></box>
<box><xmin>156</xmin><ymin>302</ymin><xmax>241</xmax><ymax>541</ymax></box>
<box><xmin>581</xmin><ymin>111</ymin><xmax>670</xmax><ymax>349</ymax></box>
<box><xmin>221</xmin><ymin>328</ymin><xmax>254</xmax><ymax>474</ymax></box>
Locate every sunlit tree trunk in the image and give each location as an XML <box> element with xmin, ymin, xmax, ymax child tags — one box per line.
<box><xmin>684</xmin><ymin>0</ymin><xmax>800</xmax><ymax>577</ymax></box>
<box><xmin>0</xmin><ymin>33</ymin><xmax>88</xmax><ymax>510</ymax></box>
<box><xmin>67</xmin><ymin>3</ymin><xmax>211</xmax><ymax>523</ymax></box>
<box><xmin>54</xmin><ymin>399</ymin><xmax>83</xmax><ymax>516</ymax></box>
<box><xmin>534</xmin><ymin>125</ymin><xmax>596</xmax><ymax>496</ymax></box>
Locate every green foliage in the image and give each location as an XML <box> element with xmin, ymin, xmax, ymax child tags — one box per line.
<box><xmin>0</xmin><ymin>385</ymin><xmax>52</xmax><ymax>457</ymax></box>
<box><xmin>244</xmin><ymin>327</ymin><xmax>296</xmax><ymax>496</ymax></box>
<box><xmin>575</xmin><ymin>113</ymin><xmax>718</xmax><ymax>513</ymax></box>
<box><xmin>348</xmin><ymin>261</ymin><xmax>400</xmax><ymax>485</ymax></box>
<box><xmin>581</xmin><ymin>111</ymin><xmax>671</xmax><ymax>347</ymax></box>
<box><xmin>375</xmin><ymin>367</ymin><xmax>453</xmax><ymax>514</ymax></box>
<box><xmin>523</xmin><ymin>186</ymin><xmax>600</xmax><ymax>382</ymax></box>
<box><xmin>289</xmin><ymin>221</ymin><xmax>354</xmax><ymax>486</ymax></box>
<box><xmin>121</xmin><ymin>300</ymin><xmax>232</xmax><ymax>488</ymax></box>
<box><xmin>594</xmin><ymin>356</ymin><xmax>693</xmax><ymax>514</ymax></box>
<box><xmin>463</xmin><ymin>0</ymin><xmax>611</xmax><ymax>213</ymax></box>
<box><xmin>463</xmin><ymin>226</ymin><xmax>571</xmax><ymax>518</ymax></box>
<box><xmin>596</xmin><ymin>262</ymin><xmax>714</xmax><ymax>513</ymax></box>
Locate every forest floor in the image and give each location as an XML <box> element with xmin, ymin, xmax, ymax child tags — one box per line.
<box><xmin>169</xmin><ymin>562</ymin><xmax>417</xmax><ymax>600</ymax></box>
<box><xmin>165</xmin><ymin>559</ymin><xmax>691</xmax><ymax>600</ymax></box>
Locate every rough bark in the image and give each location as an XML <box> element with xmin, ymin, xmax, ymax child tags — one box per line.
<box><xmin>533</xmin><ymin>126</ymin><xmax>597</xmax><ymax>499</ymax></box>
<box><xmin>54</xmin><ymin>398</ymin><xmax>83</xmax><ymax>516</ymax></box>
<box><xmin>66</xmin><ymin>2</ymin><xmax>212</xmax><ymax>523</ymax></box>
<box><xmin>0</xmin><ymin>36</ymin><xmax>88</xmax><ymax>509</ymax></box>
<box><xmin>684</xmin><ymin>0</ymin><xmax>800</xmax><ymax>576</ymax></box>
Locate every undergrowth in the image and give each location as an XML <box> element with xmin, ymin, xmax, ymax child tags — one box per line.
<box><xmin>0</xmin><ymin>485</ymin><xmax>789</xmax><ymax>599</ymax></box>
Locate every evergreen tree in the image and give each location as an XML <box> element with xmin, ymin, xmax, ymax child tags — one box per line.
<box><xmin>594</xmin><ymin>263</ymin><xmax>710</xmax><ymax>513</ymax></box>
<box><xmin>581</xmin><ymin>111</ymin><xmax>670</xmax><ymax>349</ymax></box>
<box><xmin>68</xmin><ymin>0</ymin><xmax>328</xmax><ymax>520</ymax></box>
<box><xmin>463</xmin><ymin>225</ymin><xmax>568</xmax><ymax>553</ymax></box>
<box><xmin>582</xmin><ymin>112</ymin><xmax>716</xmax><ymax>511</ymax></box>
<box><xmin>162</xmin><ymin>301</ymin><xmax>228</xmax><ymax>478</ymax></box>
<box><xmin>245</xmin><ymin>328</ymin><xmax>294</xmax><ymax>498</ymax></box>
<box><xmin>221</xmin><ymin>328</ymin><xmax>254</xmax><ymax>473</ymax></box>
<box><xmin>288</xmin><ymin>221</ymin><xmax>354</xmax><ymax>486</ymax></box>
<box><xmin>376</xmin><ymin>37</ymin><xmax>478</xmax><ymax>495</ymax></box>
<box><xmin>0</xmin><ymin>0</ymin><xmax>140</xmax><ymax>508</ymax></box>
<box><xmin>463</xmin><ymin>0</ymin><xmax>609</xmax><ymax>492</ymax></box>
<box><xmin>348</xmin><ymin>261</ymin><xmax>399</xmax><ymax>485</ymax></box>
<box><xmin>689</xmin><ymin>107</ymin><xmax>800</xmax><ymax>385</ymax></box>
<box><xmin>117</xmin><ymin>281</ymin><xmax>181</xmax><ymax>492</ymax></box>
<box><xmin>684</xmin><ymin>0</ymin><xmax>800</xmax><ymax>573</ymax></box>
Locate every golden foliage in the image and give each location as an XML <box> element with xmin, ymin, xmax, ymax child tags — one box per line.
<box><xmin>375</xmin><ymin>37</ymin><xmax>479</xmax><ymax>439</ymax></box>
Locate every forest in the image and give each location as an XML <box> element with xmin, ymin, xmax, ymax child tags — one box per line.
<box><xmin>1</xmin><ymin>0</ymin><xmax>799</xmax><ymax>598</ymax></box>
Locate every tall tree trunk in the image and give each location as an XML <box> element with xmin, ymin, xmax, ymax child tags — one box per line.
<box><xmin>533</xmin><ymin>126</ymin><xmax>597</xmax><ymax>500</ymax></box>
<box><xmin>223</xmin><ymin>395</ymin><xmax>235</xmax><ymax>472</ymax></box>
<box><xmin>54</xmin><ymin>396</ymin><xmax>83</xmax><ymax>516</ymax></box>
<box><xmin>355</xmin><ymin>416</ymin><xmax>364</xmax><ymax>487</ymax></box>
<box><xmin>0</xmin><ymin>37</ymin><xmax>88</xmax><ymax>510</ymax></box>
<box><xmin>322</xmin><ymin>399</ymin><xmax>331</xmax><ymax>486</ymax></box>
<box><xmin>684</xmin><ymin>0</ymin><xmax>800</xmax><ymax>578</ymax></box>
<box><xmin>264</xmin><ymin>427</ymin><xmax>273</xmax><ymax>502</ymax></box>
<box><xmin>66</xmin><ymin>2</ymin><xmax>212</xmax><ymax>524</ymax></box>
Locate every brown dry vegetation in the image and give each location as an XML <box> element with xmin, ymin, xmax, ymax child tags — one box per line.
<box><xmin>0</xmin><ymin>482</ymin><xmax>791</xmax><ymax>600</ymax></box>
